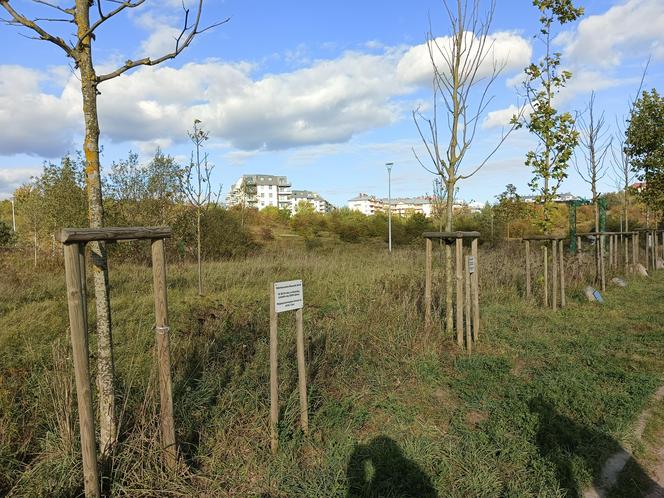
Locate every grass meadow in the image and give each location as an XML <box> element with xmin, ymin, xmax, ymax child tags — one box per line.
<box><xmin>1</xmin><ymin>240</ymin><xmax>663</xmax><ymax>497</ymax></box>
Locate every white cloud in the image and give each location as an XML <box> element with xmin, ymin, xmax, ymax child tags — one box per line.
<box><xmin>0</xmin><ymin>66</ymin><xmax>80</xmax><ymax>157</ymax></box>
<box><xmin>0</xmin><ymin>30</ymin><xmax>530</xmax><ymax>158</ymax></box>
<box><xmin>557</xmin><ymin>0</ymin><xmax>664</xmax><ymax>67</ymax></box>
<box><xmin>397</xmin><ymin>31</ymin><xmax>532</xmax><ymax>87</ymax></box>
<box><xmin>482</xmin><ymin>104</ymin><xmax>519</xmax><ymax>129</ymax></box>
<box><xmin>0</xmin><ymin>167</ymin><xmax>41</xmax><ymax>198</ymax></box>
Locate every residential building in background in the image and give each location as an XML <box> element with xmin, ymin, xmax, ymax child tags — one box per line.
<box><xmin>347</xmin><ymin>193</ymin><xmax>483</xmax><ymax>217</ymax></box>
<box><xmin>291</xmin><ymin>190</ymin><xmax>334</xmax><ymax>214</ymax></box>
<box><xmin>347</xmin><ymin>193</ymin><xmax>386</xmax><ymax>216</ymax></box>
<box><xmin>226</xmin><ymin>174</ymin><xmax>334</xmax><ymax>214</ymax></box>
<box><xmin>226</xmin><ymin>174</ymin><xmax>292</xmax><ymax>210</ymax></box>
<box><xmin>522</xmin><ymin>192</ymin><xmax>581</xmax><ymax>204</ymax></box>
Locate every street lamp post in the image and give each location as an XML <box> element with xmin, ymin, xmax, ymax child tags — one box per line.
<box><xmin>386</xmin><ymin>162</ymin><xmax>394</xmax><ymax>254</ymax></box>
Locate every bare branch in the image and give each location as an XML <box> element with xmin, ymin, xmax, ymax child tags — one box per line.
<box><xmin>0</xmin><ymin>0</ymin><xmax>76</xmax><ymax>58</ymax></box>
<box><xmin>97</xmin><ymin>1</ymin><xmax>229</xmax><ymax>83</ymax></box>
<box><xmin>78</xmin><ymin>0</ymin><xmax>147</xmax><ymax>46</ymax></box>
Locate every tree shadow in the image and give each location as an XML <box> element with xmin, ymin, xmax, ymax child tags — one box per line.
<box><xmin>346</xmin><ymin>436</ymin><xmax>437</xmax><ymax>498</ymax></box>
<box><xmin>530</xmin><ymin>396</ymin><xmax>664</xmax><ymax>497</ymax></box>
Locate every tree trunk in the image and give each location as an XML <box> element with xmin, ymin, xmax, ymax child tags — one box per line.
<box><xmin>624</xmin><ymin>189</ymin><xmax>629</xmax><ymax>232</ymax></box>
<box><xmin>76</xmin><ymin>1</ymin><xmax>116</xmax><ymax>460</ymax></box>
<box><xmin>197</xmin><ymin>206</ymin><xmax>202</xmax><ymax>295</ymax></box>
<box><xmin>444</xmin><ymin>178</ymin><xmax>454</xmax><ymax>336</ymax></box>
<box><xmin>593</xmin><ymin>189</ymin><xmax>600</xmax><ymax>284</ymax></box>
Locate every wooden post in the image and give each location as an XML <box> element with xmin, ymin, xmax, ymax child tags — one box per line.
<box><xmin>455</xmin><ymin>238</ymin><xmax>463</xmax><ymax>347</ymax></box>
<box><xmin>543</xmin><ymin>245</ymin><xmax>548</xmax><ymax>307</ymax></box>
<box><xmin>424</xmin><ymin>238</ymin><xmax>432</xmax><ymax>327</ymax></box>
<box><xmin>577</xmin><ymin>236</ymin><xmax>582</xmax><ymax>252</ymax></box>
<box><xmin>652</xmin><ymin>231</ymin><xmax>656</xmax><ymax>269</ymax></box>
<box><xmin>609</xmin><ymin>235</ymin><xmax>614</xmax><ymax>269</ymax></box>
<box><xmin>295</xmin><ymin>308</ymin><xmax>309</xmax><ymax>434</ymax></box>
<box><xmin>269</xmin><ymin>283</ymin><xmax>279</xmax><ymax>454</ymax></box>
<box><xmin>633</xmin><ymin>233</ymin><xmax>637</xmax><ymax>266</ymax></box>
<box><xmin>645</xmin><ymin>233</ymin><xmax>650</xmax><ymax>270</ymax></box>
<box><xmin>471</xmin><ymin>238</ymin><xmax>479</xmax><ymax>342</ymax></box>
<box><xmin>63</xmin><ymin>243</ymin><xmax>100</xmax><ymax>498</ymax></box>
<box><xmin>636</xmin><ymin>233</ymin><xmax>640</xmax><ymax>265</ymax></box>
<box><xmin>600</xmin><ymin>234</ymin><xmax>606</xmax><ymax>292</ymax></box>
<box><xmin>559</xmin><ymin>240</ymin><xmax>566</xmax><ymax>308</ymax></box>
<box><xmin>552</xmin><ymin>240</ymin><xmax>558</xmax><ymax>310</ymax></box>
<box><xmin>525</xmin><ymin>240</ymin><xmax>531</xmax><ymax>299</ymax></box>
<box><xmin>151</xmin><ymin>238</ymin><xmax>177</xmax><ymax>470</ymax></box>
<box><xmin>624</xmin><ymin>236</ymin><xmax>629</xmax><ymax>272</ymax></box>
<box><xmin>464</xmin><ymin>256</ymin><xmax>472</xmax><ymax>353</ymax></box>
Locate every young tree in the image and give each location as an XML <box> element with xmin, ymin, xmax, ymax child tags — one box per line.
<box><xmin>513</xmin><ymin>0</ymin><xmax>583</xmax><ymax>232</ymax></box>
<box><xmin>0</xmin><ymin>0</ymin><xmax>226</xmax><ymax>458</ymax></box>
<box><xmin>181</xmin><ymin>120</ymin><xmax>221</xmax><ymax>295</ymax></box>
<box><xmin>625</xmin><ymin>89</ymin><xmax>664</xmax><ymax>225</ymax></box>
<box><xmin>612</xmin><ymin>59</ymin><xmax>650</xmax><ymax>232</ymax></box>
<box><xmin>412</xmin><ymin>0</ymin><xmax>519</xmax><ymax>337</ymax></box>
<box><xmin>106</xmin><ymin>149</ymin><xmax>183</xmax><ymax>226</ymax></box>
<box><xmin>14</xmin><ymin>182</ymin><xmax>43</xmax><ymax>266</ymax></box>
<box><xmin>494</xmin><ymin>184</ymin><xmax>530</xmax><ymax>239</ymax></box>
<box><xmin>575</xmin><ymin>93</ymin><xmax>611</xmax><ymax>233</ymax></box>
<box><xmin>36</xmin><ymin>155</ymin><xmax>88</xmax><ymax>236</ymax></box>
<box><xmin>575</xmin><ymin>92</ymin><xmax>610</xmax><ymax>281</ymax></box>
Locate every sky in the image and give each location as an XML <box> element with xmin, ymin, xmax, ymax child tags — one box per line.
<box><xmin>0</xmin><ymin>0</ymin><xmax>662</xmax><ymax>207</ymax></box>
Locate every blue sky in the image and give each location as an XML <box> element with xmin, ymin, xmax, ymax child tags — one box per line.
<box><xmin>0</xmin><ymin>0</ymin><xmax>662</xmax><ymax>206</ymax></box>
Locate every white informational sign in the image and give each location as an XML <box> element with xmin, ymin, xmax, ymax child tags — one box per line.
<box><xmin>274</xmin><ymin>280</ymin><xmax>304</xmax><ymax>313</ymax></box>
<box><xmin>468</xmin><ymin>256</ymin><xmax>476</xmax><ymax>274</ymax></box>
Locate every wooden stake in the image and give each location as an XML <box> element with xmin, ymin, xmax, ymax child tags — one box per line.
<box><xmin>464</xmin><ymin>256</ymin><xmax>471</xmax><ymax>353</ymax></box>
<box><xmin>645</xmin><ymin>233</ymin><xmax>650</xmax><ymax>270</ymax></box>
<box><xmin>577</xmin><ymin>236</ymin><xmax>582</xmax><ymax>252</ymax></box>
<box><xmin>543</xmin><ymin>245</ymin><xmax>548</xmax><ymax>307</ymax></box>
<box><xmin>608</xmin><ymin>235</ymin><xmax>613</xmax><ymax>269</ymax></box>
<box><xmin>455</xmin><ymin>238</ymin><xmax>463</xmax><ymax>346</ymax></box>
<box><xmin>63</xmin><ymin>243</ymin><xmax>100</xmax><ymax>498</ymax></box>
<box><xmin>633</xmin><ymin>233</ymin><xmax>638</xmax><ymax>266</ymax></box>
<box><xmin>424</xmin><ymin>238</ymin><xmax>432</xmax><ymax>327</ymax></box>
<box><xmin>559</xmin><ymin>240</ymin><xmax>566</xmax><ymax>308</ymax></box>
<box><xmin>295</xmin><ymin>308</ymin><xmax>309</xmax><ymax>434</ymax></box>
<box><xmin>525</xmin><ymin>240</ymin><xmax>531</xmax><ymax>299</ymax></box>
<box><xmin>552</xmin><ymin>240</ymin><xmax>558</xmax><ymax>310</ymax></box>
<box><xmin>151</xmin><ymin>238</ymin><xmax>176</xmax><ymax>470</ymax></box>
<box><xmin>600</xmin><ymin>234</ymin><xmax>606</xmax><ymax>292</ymax></box>
<box><xmin>269</xmin><ymin>283</ymin><xmax>279</xmax><ymax>454</ymax></box>
<box><xmin>471</xmin><ymin>238</ymin><xmax>479</xmax><ymax>342</ymax></box>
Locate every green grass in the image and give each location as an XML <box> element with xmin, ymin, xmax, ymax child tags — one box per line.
<box><xmin>1</xmin><ymin>243</ymin><xmax>663</xmax><ymax>496</ymax></box>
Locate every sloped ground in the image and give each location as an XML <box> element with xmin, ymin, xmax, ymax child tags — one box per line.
<box><xmin>1</xmin><ymin>245</ymin><xmax>663</xmax><ymax>497</ymax></box>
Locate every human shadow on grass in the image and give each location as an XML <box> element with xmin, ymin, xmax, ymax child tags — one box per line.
<box><xmin>530</xmin><ymin>396</ymin><xmax>664</xmax><ymax>497</ymax></box>
<box><xmin>346</xmin><ymin>436</ymin><xmax>437</xmax><ymax>498</ymax></box>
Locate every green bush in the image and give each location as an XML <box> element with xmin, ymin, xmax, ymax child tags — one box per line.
<box><xmin>0</xmin><ymin>221</ymin><xmax>15</xmax><ymax>247</ymax></box>
<box><xmin>201</xmin><ymin>206</ymin><xmax>258</xmax><ymax>258</ymax></box>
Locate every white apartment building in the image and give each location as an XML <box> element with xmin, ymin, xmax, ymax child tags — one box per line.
<box><xmin>226</xmin><ymin>175</ymin><xmax>334</xmax><ymax>214</ymax></box>
<box><xmin>348</xmin><ymin>194</ymin><xmax>434</xmax><ymax>217</ymax></box>
<box><xmin>347</xmin><ymin>194</ymin><xmax>386</xmax><ymax>216</ymax></box>
<box><xmin>226</xmin><ymin>174</ymin><xmax>292</xmax><ymax>210</ymax></box>
<box><xmin>291</xmin><ymin>190</ymin><xmax>334</xmax><ymax>214</ymax></box>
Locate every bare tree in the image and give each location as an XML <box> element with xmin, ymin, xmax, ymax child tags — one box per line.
<box><xmin>575</xmin><ymin>91</ymin><xmax>611</xmax><ymax>282</ymax></box>
<box><xmin>612</xmin><ymin>58</ymin><xmax>651</xmax><ymax>232</ymax></box>
<box><xmin>412</xmin><ymin>0</ymin><xmax>519</xmax><ymax>337</ymax></box>
<box><xmin>0</xmin><ymin>0</ymin><xmax>227</xmax><ymax>459</ymax></box>
<box><xmin>181</xmin><ymin>120</ymin><xmax>221</xmax><ymax>296</ymax></box>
